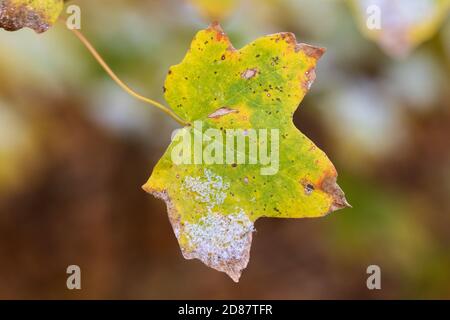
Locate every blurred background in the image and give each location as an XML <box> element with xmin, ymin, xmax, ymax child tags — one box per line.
<box><xmin>0</xmin><ymin>0</ymin><xmax>449</xmax><ymax>299</ymax></box>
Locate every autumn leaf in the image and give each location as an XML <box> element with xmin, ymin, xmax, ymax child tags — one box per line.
<box><xmin>349</xmin><ymin>0</ymin><xmax>450</xmax><ymax>58</ymax></box>
<box><xmin>0</xmin><ymin>0</ymin><xmax>64</xmax><ymax>33</ymax></box>
<box><xmin>142</xmin><ymin>23</ymin><xmax>349</xmax><ymax>282</ymax></box>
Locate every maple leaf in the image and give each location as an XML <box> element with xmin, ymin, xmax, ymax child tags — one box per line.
<box><xmin>0</xmin><ymin>0</ymin><xmax>64</xmax><ymax>33</ymax></box>
<box><xmin>144</xmin><ymin>23</ymin><xmax>350</xmax><ymax>282</ymax></box>
<box><xmin>349</xmin><ymin>0</ymin><xmax>450</xmax><ymax>58</ymax></box>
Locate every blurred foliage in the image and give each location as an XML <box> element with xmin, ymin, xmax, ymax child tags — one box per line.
<box><xmin>0</xmin><ymin>0</ymin><xmax>449</xmax><ymax>299</ymax></box>
<box><xmin>349</xmin><ymin>0</ymin><xmax>450</xmax><ymax>57</ymax></box>
<box><xmin>188</xmin><ymin>0</ymin><xmax>239</xmax><ymax>21</ymax></box>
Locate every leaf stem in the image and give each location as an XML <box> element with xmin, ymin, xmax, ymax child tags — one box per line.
<box><xmin>70</xmin><ymin>28</ymin><xmax>189</xmax><ymax>126</ymax></box>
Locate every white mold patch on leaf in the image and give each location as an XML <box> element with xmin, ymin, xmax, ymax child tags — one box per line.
<box><xmin>183</xmin><ymin>169</ymin><xmax>230</xmax><ymax>212</ymax></box>
<box><xmin>181</xmin><ymin>209</ymin><xmax>255</xmax><ymax>282</ymax></box>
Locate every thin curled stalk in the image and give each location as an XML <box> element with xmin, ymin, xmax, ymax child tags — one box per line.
<box><xmin>70</xmin><ymin>28</ymin><xmax>190</xmax><ymax>126</ymax></box>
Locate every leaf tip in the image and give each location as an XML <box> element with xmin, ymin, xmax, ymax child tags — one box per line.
<box><xmin>181</xmin><ymin>210</ymin><xmax>254</xmax><ymax>283</ymax></box>
<box><xmin>320</xmin><ymin>175</ymin><xmax>351</xmax><ymax>214</ymax></box>
<box><xmin>206</xmin><ymin>21</ymin><xmax>233</xmax><ymax>45</ymax></box>
<box><xmin>296</xmin><ymin>43</ymin><xmax>326</xmax><ymax>60</ymax></box>
<box><xmin>208</xmin><ymin>20</ymin><xmax>223</xmax><ymax>32</ymax></box>
<box><xmin>275</xmin><ymin>32</ymin><xmax>326</xmax><ymax>60</ymax></box>
<box><xmin>141</xmin><ymin>182</ymin><xmax>151</xmax><ymax>193</ymax></box>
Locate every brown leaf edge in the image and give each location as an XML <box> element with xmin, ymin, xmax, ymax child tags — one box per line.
<box><xmin>0</xmin><ymin>0</ymin><xmax>62</xmax><ymax>33</ymax></box>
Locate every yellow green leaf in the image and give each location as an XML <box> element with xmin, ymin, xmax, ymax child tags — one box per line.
<box><xmin>349</xmin><ymin>0</ymin><xmax>450</xmax><ymax>58</ymax></box>
<box><xmin>143</xmin><ymin>23</ymin><xmax>349</xmax><ymax>282</ymax></box>
<box><xmin>0</xmin><ymin>0</ymin><xmax>64</xmax><ymax>33</ymax></box>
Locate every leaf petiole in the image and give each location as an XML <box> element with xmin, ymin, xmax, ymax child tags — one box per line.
<box><xmin>69</xmin><ymin>28</ymin><xmax>190</xmax><ymax>126</ymax></box>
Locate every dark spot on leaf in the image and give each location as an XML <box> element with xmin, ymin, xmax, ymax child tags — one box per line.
<box><xmin>304</xmin><ymin>183</ymin><xmax>315</xmax><ymax>195</ymax></box>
